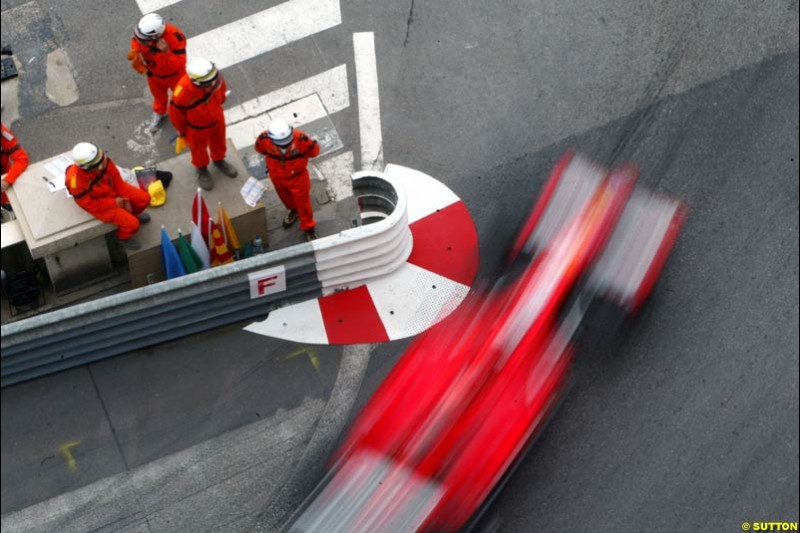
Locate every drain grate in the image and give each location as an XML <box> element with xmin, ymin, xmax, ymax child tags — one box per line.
<box><xmin>1</xmin><ymin>57</ymin><xmax>18</xmax><ymax>82</ymax></box>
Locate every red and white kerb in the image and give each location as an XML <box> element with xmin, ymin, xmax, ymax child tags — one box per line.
<box><xmin>244</xmin><ymin>165</ymin><xmax>479</xmax><ymax>344</ymax></box>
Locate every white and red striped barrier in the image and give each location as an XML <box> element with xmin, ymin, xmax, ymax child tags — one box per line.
<box><xmin>245</xmin><ymin>164</ymin><xmax>479</xmax><ymax>344</ymax></box>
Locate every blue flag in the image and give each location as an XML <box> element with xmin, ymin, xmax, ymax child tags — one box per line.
<box><xmin>161</xmin><ymin>226</ymin><xmax>186</xmax><ymax>279</ymax></box>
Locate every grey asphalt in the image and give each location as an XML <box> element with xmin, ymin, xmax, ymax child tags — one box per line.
<box><xmin>2</xmin><ymin>0</ymin><xmax>798</xmax><ymax>531</ymax></box>
<box><xmin>1</xmin><ymin>323</ymin><xmax>342</xmax><ymax>515</ymax></box>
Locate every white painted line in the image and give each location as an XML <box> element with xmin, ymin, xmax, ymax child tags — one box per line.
<box><xmin>187</xmin><ymin>0</ymin><xmax>342</xmax><ymax>70</ymax></box>
<box><xmin>268</xmin><ymin>94</ymin><xmax>329</xmax><ymax>128</ymax></box>
<box><xmin>225</xmin><ymin>65</ymin><xmax>349</xmax><ymax>124</ymax></box>
<box><xmin>353</xmin><ymin>32</ymin><xmax>383</xmax><ymax>171</ymax></box>
<box><xmin>269</xmin><ymin>94</ymin><xmax>346</xmax><ymax>157</ymax></box>
<box><xmin>227</xmin><ymin>95</ymin><xmax>344</xmax><ymax>153</ymax></box>
<box><xmin>228</xmin><ymin>115</ymin><xmax>272</xmax><ymax>151</ymax></box>
<box><xmin>312</xmin><ymin>151</ymin><xmax>355</xmax><ymax>200</ymax></box>
<box><xmin>225</xmin><ymin>66</ymin><xmax>350</xmax><ymax>150</ymax></box>
<box><xmin>368</xmin><ymin>262</ymin><xmax>470</xmax><ymax>340</ymax></box>
<box><xmin>135</xmin><ymin>0</ymin><xmax>181</xmax><ymax>13</ymax></box>
<box><xmin>384</xmin><ymin>164</ymin><xmax>459</xmax><ymax>224</ymax></box>
<box><xmin>244</xmin><ymin>298</ymin><xmax>328</xmax><ymax>344</ymax></box>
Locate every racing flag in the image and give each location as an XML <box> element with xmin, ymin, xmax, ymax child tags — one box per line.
<box><xmin>209</xmin><ymin>218</ymin><xmax>234</xmax><ymax>266</ymax></box>
<box><xmin>192</xmin><ymin>188</ymin><xmax>212</xmax><ymax>242</ymax></box>
<box><xmin>190</xmin><ymin>222</ymin><xmax>211</xmax><ymax>269</ymax></box>
<box><xmin>217</xmin><ymin>202</ymin><xmax>241</xmax><ymax>253</ymax></box>
<box><xmin>177</xmin><ymin>229</ymin><xmax>203</xmax><ymax>274</ymax></box>
<box><xmin>161</xmin><ymin>226</ymin><xmax>186</xmax><ymax>279</ymax></box>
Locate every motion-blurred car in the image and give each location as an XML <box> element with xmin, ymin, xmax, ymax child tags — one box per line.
<box><xmin>288</xmin><ymin>151</ymin><xmax>687</xmax><ymax>532</ymax></box>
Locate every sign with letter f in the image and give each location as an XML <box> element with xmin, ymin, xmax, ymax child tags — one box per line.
<box><xmin>248</xmin><ymin>265</ymin><xmax>287</xmax><ymax>299</ymax></box>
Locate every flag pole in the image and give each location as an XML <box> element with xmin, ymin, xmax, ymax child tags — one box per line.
<box><xmin>218</xmin><ymin>201</ymin><xmax>228</xmax><ymax>244</ymax></box>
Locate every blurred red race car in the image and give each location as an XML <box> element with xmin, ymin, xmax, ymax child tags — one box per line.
<box><xmin>288</xmin><ymin>151</ymin><xmax>687</xmax><ymax>533</ymax></box>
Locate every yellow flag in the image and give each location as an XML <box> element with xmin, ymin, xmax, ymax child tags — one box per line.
<box><xmin>217</xmin><ymin>205</ymin><xmax>241</xmax><ymax>250</ymax></box>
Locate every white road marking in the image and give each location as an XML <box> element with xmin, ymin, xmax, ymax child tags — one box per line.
<box><xmin>135</xmin><ymin>0</ymin><xmax>182</xmax><ymax>13</ymax></box>
<box><xmin>225</xmin><ymin>65</ymin><xmax>349</xmax><ymax>124</ymax></box>
<box><xmin>312</xmin><ymin>151</ymin><xmax>355</xmax><ymax>200</ymax></box>
<box><xmin>353</xmin><ymin>32</ymin><xmax>383</xmax><ymax>171</ymax></box>
<box><xmin>367</xmin><ymin>262</ymin><xmax>470</xmax><ymax>340</ymax></box>
<box><xmin>225</xmin><ymin>66</ymin><xmax>350</xmax><ymax>150</ymax></box>
<box><xmin>187</xmin><ymin>0</ymin><xmax>342</xmax><ymax>70</ymax></box>
<box><xmin>263</xmin><ymin>94</ymin><xmax>346</xmax><ymax>158</ymax></box>
<box><xmin>269</xmin><ymin>94</ymin><xmax>331</xmax><ymax>128</ymax></box>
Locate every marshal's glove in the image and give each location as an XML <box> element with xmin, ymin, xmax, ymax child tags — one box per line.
<box><xmin>126</xmin><ymin>50</ymin><xmax>147</xmax><ymax>74</ymax></box>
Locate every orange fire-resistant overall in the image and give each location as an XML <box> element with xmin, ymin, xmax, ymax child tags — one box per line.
<box><xmin>254</xmin><ymin>130</ymin><xmax>320</xmax><ymax>231</ymax></box>
<box><xmin>1</xmin><ymin>123</ymin><xmax>29</xmax><ymax>205</ymax></box>
<box><xmin>130</xmin><ymin>24</ymin><xmax>187</xmax><ymax>115</ymax></box>
<box><xmin>168</xmin><ymin>74</ymin><xmax>228</xmax><ymax>169</ymax></box>
<box><xmin>65</xmin><ymin>158</ymin><xmax>151</xmax><ymax>240</ymax></box>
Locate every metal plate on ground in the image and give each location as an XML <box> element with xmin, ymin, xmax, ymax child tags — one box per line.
<box><xmin>1</xmin><ymin>57</ymin><xmax>18</xmax><ymax>81</ymax></box>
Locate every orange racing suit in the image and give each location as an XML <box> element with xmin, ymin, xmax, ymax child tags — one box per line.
<box><xmin>1</xmin><ymin>123</ymin><xmax>30</xmax><ymax>205</ymax></box>
<box><xmin>65</xmin><ymin>157</ymin><xmax>151</xmax><ymax>240</ymax></box>
<box><xmin>254</xmin><ymin>129</ymin><xmax>320</xmax><ymax>231</ymax></box>
<box><xmin>130</xmin><ymin>24</ymin><xmax>187</xmax><ymax>115</ymax></box>
<box><xmin>168</xmin><ymin>74</ymin><xmax>229</xmax><ymax>169</ymax></box>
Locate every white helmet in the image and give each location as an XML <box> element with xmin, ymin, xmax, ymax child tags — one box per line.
<box><xmin>135</xmin><ymin>13</ymin><xmax>166</xmax><ymax>41</ymax></box>
<box><xmin>72</xmin><ymin>142</ymin><xmax>104</xmax><ymax>169</ymax></box>
<box><xmin>186</xmin><ymin>58</ymin><xmax>218</xmax><ymax>85</ymax></box>
<box><xmin>266</xmin><ymin>119</ymin><xmax>294</xmax><ymax>147</ymax></box>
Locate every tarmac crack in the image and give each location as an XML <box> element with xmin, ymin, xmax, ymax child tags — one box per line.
<box><xmin>403</xmin><ymin>0</ymin><xmax>416</xmax><ymax>47</ymax></box>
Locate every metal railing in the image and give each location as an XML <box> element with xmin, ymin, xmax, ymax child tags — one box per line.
<box><xmin>1</xmin><ymin>170</ymin><xmax>410</xmax><ymax>387</ymax></box>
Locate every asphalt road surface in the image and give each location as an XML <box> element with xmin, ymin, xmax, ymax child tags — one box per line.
<box><xmin>1</xmin><ymin>0</ymin><xmax>797</xmax><ymax>532</ymax></box>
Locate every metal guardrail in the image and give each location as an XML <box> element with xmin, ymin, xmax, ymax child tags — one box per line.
<box><xmin>315</xmin><ymin>171</ymin><xmax>411</xmax><ymax>292</ymax></box>
<box><xmin>1</xmin><ymin>170</ymin><xmax>411</xmax><ymax>387</ymax></box>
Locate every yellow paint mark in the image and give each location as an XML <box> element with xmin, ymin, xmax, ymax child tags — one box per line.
<box><xmin>59</xmin><ymin>440</ymin><xmax>81</xmax><ymax>472</ymax></box>
<box><xmin>285</xmin><ymin>347</ymin><xmax>321</xmax><ymax>374</ymax></box>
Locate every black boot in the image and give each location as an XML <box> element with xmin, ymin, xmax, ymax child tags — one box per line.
<box><xmin>283</xmin><ymin>210</ymin><xmax>298</xmax><ymax>228</ymax></box>
<box><xmin>213</xmin><ymin>159</ymin><xmax>238</xmax><ymax>178</ymax></box>
<box><xmin>196</xmin><ymin>166</ymin><xmax>214</xmax><ymax>190</ymax></box>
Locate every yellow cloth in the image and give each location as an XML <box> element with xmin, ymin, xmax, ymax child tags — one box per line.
<box><xmin>174</xmin><ymin>136</ymin><xmax>187</xmax><ymax>154</ymax></box>
<box><xmin>148</xmin><ymin>179</ymin><xmax>166</xmax><ymax>207</ymax></box>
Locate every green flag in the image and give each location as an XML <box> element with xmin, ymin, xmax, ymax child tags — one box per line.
<box><xmin>177</xmin><ymin>230</ymin><xmax>203</xmax><ymax>274</ymax></box>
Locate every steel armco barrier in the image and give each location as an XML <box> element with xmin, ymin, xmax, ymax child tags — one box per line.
<box><xmin>1</xmin><ymin>169</ymin><xmax>411</xmax><ymax>387</ymax></box>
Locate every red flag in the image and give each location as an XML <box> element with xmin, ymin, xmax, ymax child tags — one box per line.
<box><xmin>192</xmin><ymin>188</ymin><xmax>211</xmax><ymax>242</ymax></box>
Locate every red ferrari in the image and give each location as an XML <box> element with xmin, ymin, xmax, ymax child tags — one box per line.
<box><xmin>288</xmin><ymin>151</ymin><xmax>687</xmax><ymax>532</ymax></box>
